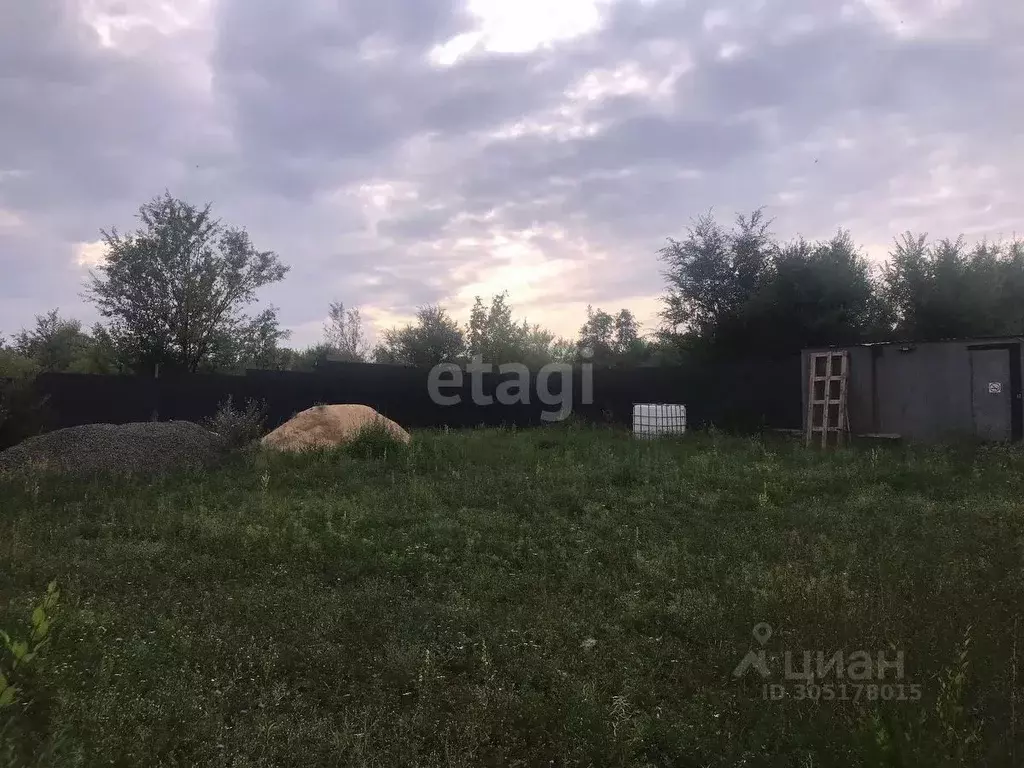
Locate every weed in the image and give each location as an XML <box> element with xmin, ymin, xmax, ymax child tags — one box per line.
<box><xmin>1</xmin><ymin>581</ymin><xmax>61</xmax><ymax>765</ymax></box>
<box><xmin>204</xmin><ymin>395</ymin><xmax>267</xmax><ymax>451</ymax></box>
<box><xmin>343</xmin><ymin>418</ymin><xmax>409</xmax><ymax>461</ymax></box>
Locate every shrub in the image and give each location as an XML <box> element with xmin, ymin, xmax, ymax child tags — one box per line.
<box><xmin>0</xmin><ymin>376</ymin><xmax>52</xmax><ymax>452</ymax></box>
<box><xmin>344</xmin><ymin>418</ymin><xmax>409</xmax><ymax>461</ymax></box>
<box><xmin>0</xmin><ymin>582</ymin><xmax>61</xmax><ymax>765</ymax></box>
<box><xmin>204</xmin><ymin>395</ymin><xmax>267</xmax><ymax>451</ymax></box>
<box><xmin>0</xmin><ymin>351</ymin><xmax>40</xmax><ymax>381</ymax></box>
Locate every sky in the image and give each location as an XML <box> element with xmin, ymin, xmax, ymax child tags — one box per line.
<box><xmin>1</xmin><ymin>0</ymin><xmax>1022</xmax><ymax>349</ymax></box>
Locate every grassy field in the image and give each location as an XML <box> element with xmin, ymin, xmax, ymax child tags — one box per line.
<box><xmin>1</xmin><ymin>426</ymin><xmax>1022</xmax><ymax>766</ymax></box>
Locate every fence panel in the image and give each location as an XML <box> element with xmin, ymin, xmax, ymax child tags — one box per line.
<box><xmin>12</xmin><ymin>356</ymin><xmax>801</xmax><ymax>444</ymax></box>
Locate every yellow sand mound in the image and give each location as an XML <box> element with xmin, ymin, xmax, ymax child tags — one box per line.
<box><xmin>261</xmin><ymin>404</ymin><xmax>410</xmax><ymax>452</ymax></box>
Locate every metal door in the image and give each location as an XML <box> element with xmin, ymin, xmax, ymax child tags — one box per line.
<box><xmin>970</xmin><ymin>348</ymin><xmax>1012</xmax><ymax>441</ymax></box>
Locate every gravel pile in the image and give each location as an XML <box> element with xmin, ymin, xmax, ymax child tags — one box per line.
<box><xmin>0</xmin><ymin>421</ymin><xmax>229</xmax><ymax>477</ymax></box>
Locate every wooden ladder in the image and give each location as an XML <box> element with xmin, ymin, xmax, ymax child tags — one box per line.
<box><xmin>806</xmin><ymin>350</ymin><xmax>850</xmax><ymax>448</ymax></box>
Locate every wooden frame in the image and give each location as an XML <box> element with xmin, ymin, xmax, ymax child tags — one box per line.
<box><xmin>805</xmin><ymin>350</ymin><xmax>850</xmax><ymax>448</ymax></box>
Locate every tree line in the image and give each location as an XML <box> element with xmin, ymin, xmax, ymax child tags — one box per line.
<box><xmin>2</xmin><ymin>193</ymin><xmax>1023</xmax><ymax>379</ymax></box>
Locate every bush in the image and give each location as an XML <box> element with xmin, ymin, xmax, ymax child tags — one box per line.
<box><xmin>0</xmin><ymin>350</ymin><xmax>41</xmax><ymax>381</ymax></box>
<box><xmin>0</xmin><ymin>582</ymin><xmax>61</xmax><ymax>765</ymax></box>
<box><xmin>344</xmin><ymin>418</ymin><xmax>409</xmax><ymax>461</ymax></box>
<box><xmin>204</xmin><ymin>395</ymin><xmax>267</xmax><ymax>451</ymax></box>
<box><xmin>0</xmin><ymin>376</ymin><xmax>52</xmax><ymax>452</ymax></box>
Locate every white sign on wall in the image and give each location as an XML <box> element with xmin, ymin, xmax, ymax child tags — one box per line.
<box><xmin>989</xmin><ymin>382</ymin><xmax>1003</xmax><ymax>394</ymax></box>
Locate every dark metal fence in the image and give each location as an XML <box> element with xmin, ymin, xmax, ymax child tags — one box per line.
<box><xmin>3</xmin><ymin>356</ymin><xmax>801</xmax><ymax>446</ymax></box>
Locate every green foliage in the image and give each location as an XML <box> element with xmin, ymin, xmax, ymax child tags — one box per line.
<box><xmin>205</xmin><ymin>307</ymin><xmax>292</xmax><ymax>373</ymax></box>
<box><xmin>277</xmin><ymin>342</ymin><xmax>328</xmax><ymax>372</ymax></box>
<box><xmin>577</xmin><ymin>305</ymin><xmax>650</xmax><ymax>366</ymax></box>
<box><xmin>660</xmin><ymin>208</ymin><xmax>775</xmax><ymax>345</ymax></box>
<box><xmin>0</xmin><ymin>350</ymin><xmax>41</xmax><ymax>381</ymax></box>
<box><xmin>343</xmin><ymin>418</ymin><xmax>409</xmax><ymax>462</ymax></box>
<box><xmin>0</xmin><ymin>434</ymin><xmax>1021</xmax><ymax>764</ymax></box>
<box><xmin>323</xmin><ymin>301</ymin><xmax>368</xmax><ymax>362</ymax></box>
<box><xmin>278</xmin><ymin>306</ymin><xmax>370</xmax><ymax>372</ymax></box>
<box><xmin>660</xmin><ymin>209</ymin><xmax>1024</xmax><ymax>355</ymax></box>
<box><xmin>548</xmin><ymin>336</ymin><xmax>578</xmax><ymax>363</ymax></box>
<box><xmin>465</xmin><ymin>292</ymin><xmax>560</xmax><ymax>368</ymax></box>
<box><xmin>0</xmin><ymin>376</ymin><xmax>51</xmax><ymax>452</ymax></box>
<box><xmin>882</xmin><ymin>234</ymin><xmax>1024</xmax><ymax>340</ymax></box>
<box><xmin>83</xmin><ymin>192</ymin><xmax>290</xmax><ymax>374</ymax></box>
<box><xmin>203</xmin><ymin>395</ymin><xmax>267</xmax><ymax>450</ymax></box>
<box><xmin>67</xmin><ymin>323</ymin><xmax>123</xmax><ymax>374</ymax></box>
<box><xmin>0</xmin><ymin>581</ymin><xmax>60</xmax><ymax>711</ymax></box>
<box><xmin>0</xmin><ymin>582</ymin><xmax>61</xmax><ymax>766</ymax></box>
<box><xmin>373</xmin><ymin>305</ymin><xmax>466</xmax><ymax>367</ymax></box>
<box><xmin>11</xmin><ymin>310</ymin><xmax>94</xmax><ymax>373</ymax></box>
<box><xmin>743</xmin><ymin>231</ymin><xmax>892</xmax><ymax>353</ymax></box>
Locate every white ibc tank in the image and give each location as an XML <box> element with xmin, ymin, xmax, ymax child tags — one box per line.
<box><xmin>632</xmin><ymin>403</ymin><xmax>687</xmax><ymax>438</ymax></box>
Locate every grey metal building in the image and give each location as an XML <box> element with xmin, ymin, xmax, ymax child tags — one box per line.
<box><xmin>801</xmin><ymin>338</ymin><xmax>1024</xmax><ymax>442</ymax></box>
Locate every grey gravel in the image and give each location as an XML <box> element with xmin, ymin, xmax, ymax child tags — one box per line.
<box><xmin>0</xmin><ymin>421</ymin><xmax>229</xmax><ymax>477</ymax></box>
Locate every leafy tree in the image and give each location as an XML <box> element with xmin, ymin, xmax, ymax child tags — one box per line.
<box><xmin>84</xmin><ymin>192</ymin><xmax>289</xmax><ymax>374</ymax></box>
<box><xmin>373</xmin><ymin>306</ymin><xmax>466</xmax><ymax>367</ymax></box>
<box><xmin>577</xmin><ymin>306</ymin><xmax>614</xmax><ymax>361</ymax></box>
<box><xmin>548</xmin><ymin>337</ymin><xmax>578</xmax><ymax>364</ymax></box>
<box><xmin>659</xmin><ymin>209</ymin><xmax>775</xmax><ymax>345</ymax></box>
<box><xmin>518</xmin><ymin>322</ymin><xmax>557</xmax><ymax>370</ymax></box>
<box><xmin>12</xmin><ymin>309</ymin><xmax>93</xmax><ymax>373</ymax></box>
<box><xmin>0</xmin><ymin>336</ymin><xmax>47</xmax><ymax>450</ymax></box>
<box><xmin>0</xmin><ymin>348</ymin><xmax>40</xmax><ymax>380</ymax></box>
<box><xmin>465</xmin><ymin>292</ymin><xmax>559</xmax><ymax>368</ymax></box>
<box><xmin>67</xmin><ymin>324</ymin><xmax>122</xmax><ymax>374</ymax></box>
<box><xmin>281</xmin><ymin>342</ymin><xmax>336</xmax><ymax>372</ymax></box>
<box><xmin>323</xmin><ymin>301</ymin><xmax>367</xmax><ymax>362</ymax></box>
<box><xmin>577</xmin><ymin>306</ymin><xmax>649</xmax><ymax>366</ymax></box>
<box><xmin>659</xmin><ymin>210</ymin><xmax>886</xmax><ymax>357</ymax></box>
<box><xmin>882</xmin><ymin>234</ymin><xmax>1024</xmax><ymax>340</ymax></box>
<box><xmin>207</xmin><ymin>307</ymin><xmax>292</xmax><ymax>372</ymax></box>
<box><xmin>466</xmin><ymin>292</ymin><xmax>520</xmax><ymax>363</ymax></box>
<box><xmin>741</xmin><ymin>231</ymin><xmax>889</xmax><ymax>355</ymax></box>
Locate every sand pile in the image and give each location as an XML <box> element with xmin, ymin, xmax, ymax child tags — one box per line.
<box><xmin>261</xmin><ymin>404</ymin><xmax>410</xmax><ymax>452</ymax></box>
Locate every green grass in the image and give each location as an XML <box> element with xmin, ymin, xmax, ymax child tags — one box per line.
<box><xmin>1</xmin><ymin>427</ymin><xmax>1023</xmax><ymax>766</ymax></box>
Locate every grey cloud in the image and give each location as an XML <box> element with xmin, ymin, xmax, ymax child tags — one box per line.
<box><xmin>383</xmin><ymin>0</ymin><xmax>1023</xmax><ymax>261</ymax></box>
<box><xmin>2</xmin><ymin>0</ymin><xmax>1023</xmax><ymax>347</ymax></box>
<box><xmin>211</xmin><ymin>1</ymin><xmax>605</xmax><ymax>200</ymax></box>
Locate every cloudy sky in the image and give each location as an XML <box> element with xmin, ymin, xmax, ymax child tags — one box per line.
<box><xmin>2</xmin><ymin>0</ymin><xmax>1021</xmax><ymax>348</ymax></box>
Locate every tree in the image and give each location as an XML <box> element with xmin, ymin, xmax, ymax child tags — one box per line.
<box><xmin>465</xmin><ymin>292</ymin><xmax>558</xmax><ymax>367</ymax></box>
<box><xmin>549</xmin><ymin>337</ymin><xmax>578</xmax><ymax>363</ymax></box>
<box><xmin>84</xmin><ymin>192</ymin><xmax>289</xmax><ymax>374</ymax></box>
<box><xmin>518</xmin><ymin>322</ymin><xmax>557</xmax><ymax>369</ymax></box>
<box><xmin>70</xmin><ymin>324</ymin><xmax>123</xmax><ymax>374</ymax></box>
<box><xmin>206</xmin><ymin>307</ymin><xmax>292</xmax><ymax>372</ymax></box>
<box><xmin>577</xmin><ymin>306</ymin><xmax>649</xmax><ymax>366</ymax></box>
<box><xmin>882</xmin><ymin>234</ymin><xmax>1024</xmax><ymax>341</ymax></box>
<box><xmin>577</xmin><ymin>306</ymin><xmax>615</xmax><ymax>361</ymax></box>
<box><xmin>467</xmin><ymin>292</ymin><xmax>519</xmax><ymax>363</ymax></box>
<box><xmin>659</xmin><ymin>209</ymin><xmax>775</xmax><ymax>345</ymax></box>
<box><xmin>373</xmin><ymin>306</ymin><xmax>466</xmax><ymax>367</ymax></box>
<box><xmin>12</xmin><ymin>309</ymin><xmax>94</xmax><ymax>372</ymax></box>
<box><xmin>742</xmin><ymin>231</ymin><xmax>889</xmax><ymax>355</ymax></box>
<box><xmin>279</xmin><ymin>343</ymin><xmax>328</xmax><ymax>372</ymax></box>
<box><xmin>0</xmin><ymin>347</ymin><xmax>41</xmax><ymax>380</ymax></box>
<box><xmin>323</xmin><ymin>301</ymin><xmax>367</xmax><ymax>362</ymax></box>
<box><xmin>658</xmin><ymin>210</ymin><xmax>889</xmax><ymax>357</ymax></box>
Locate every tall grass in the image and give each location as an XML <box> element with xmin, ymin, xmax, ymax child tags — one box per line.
<box><xmin>1</xmin><ymin>428</ymin><xmax>1022</xmax><ymax>766</ymax></box>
